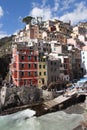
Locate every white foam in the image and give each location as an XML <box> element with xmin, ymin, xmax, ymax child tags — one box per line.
<box><xmin>11</xmin><ymin>109</ymin><xmax>36</xmax><ymax>120</ymax></box>
<box><xmin>0</xmin><ymin>110</ymin><xmax>84</xmax><ymax>130</ymax></box>
<box><xmin>0</xmin><ymin>109</ymin><xmax>36</xmax><ymax>121</ymax></box>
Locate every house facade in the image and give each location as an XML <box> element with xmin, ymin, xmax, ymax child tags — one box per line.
<box><xmin>38</xmin><ymin>54</ymin><xmax>47</xmax><ymax>87</ymax></box>
<box><xmin>10</xmin><ymin>44</ymin><xmax>38</xmax><ymax>87</ymax></box>
<box><xmin>47</xmin><ymin>54</ymin><xmax>61</xmax><ymax>85</ymax></box>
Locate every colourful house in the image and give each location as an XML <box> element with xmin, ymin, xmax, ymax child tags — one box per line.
<box><xmin>10</xmin><ymin>44</ymin><xmax>38</xmax><ymax>87</ymax></box>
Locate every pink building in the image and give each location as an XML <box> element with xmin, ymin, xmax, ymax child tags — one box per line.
<box><xmin>67</xmin><ymin>38</ymin><xmax>84</xmax><ymax>49</ymax></box>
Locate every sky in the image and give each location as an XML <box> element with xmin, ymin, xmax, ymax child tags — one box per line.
<box><xmin>0</xmin><ymin>0</ymin><xmax>87</xmax><ymax>39</ymax></box>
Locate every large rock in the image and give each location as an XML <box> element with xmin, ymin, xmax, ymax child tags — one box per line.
<box><xmin>0</xmin><ymin>85</ymin><xmax>43</xmax><ymax>108</ymax></box>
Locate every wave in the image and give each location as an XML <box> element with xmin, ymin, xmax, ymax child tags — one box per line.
<box><xmin>0</xmin><ymin>109</ymin><xmax>36</xmax><ymax>120</ymax></box>
<box><xmin>38</xmin><ymin>111</ymin><xmax>84</xmax><ymax>130</ymax></box>
<box><xmin>0</xmin><ymin>109</ymin><xmax>84</xmax><ymax>130</ymax></box>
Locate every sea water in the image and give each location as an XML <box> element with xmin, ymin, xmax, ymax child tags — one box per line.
<box><xmin>0</xmin><ymin>109</ymin><xmax>84</xmax><ymax>130</ymax></box>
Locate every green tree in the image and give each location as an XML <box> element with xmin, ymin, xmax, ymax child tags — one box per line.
<box><xmin>22</xmin><ymin>16</ymin><xmax>34</xmax><ymax>24</ymax></box>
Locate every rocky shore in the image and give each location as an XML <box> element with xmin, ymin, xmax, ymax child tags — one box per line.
<box><xmin>0</xmin><ymin>95</ymin><xmax>87</xmax><ymax>129</ymax></box>
<box><xmin>64</xmin><ymin>103</ymin><xmax>87</xmax><ymax>130</ymax></box>
<box><xmin>0</xmin><ymin>85</ymin><xmax>87</xmax><ymax>129</ymax></box>
<box><xmin>64</xmin><ymin>103</ymin><xmax>85</xmax><ymax>114</ymax></box>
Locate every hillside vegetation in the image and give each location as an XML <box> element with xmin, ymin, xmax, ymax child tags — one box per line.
<box><xmin>0</xmin><ymin>35</ymin><xmax>14</xmax><ymax>80</ymax></box>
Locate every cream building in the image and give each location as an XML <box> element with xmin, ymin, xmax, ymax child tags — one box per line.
<box><xmin>38</xmin><ymin>55</ymin><xmax>47</xmax><ymax>88</ymax></box>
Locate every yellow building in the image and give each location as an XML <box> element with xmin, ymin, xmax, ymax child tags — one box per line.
<box><xmin>38</xmin><ymin>56</ymin><xmax>47</xmax><ymax>88</ymax></box>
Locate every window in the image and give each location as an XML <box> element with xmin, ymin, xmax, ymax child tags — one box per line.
<box><xmin>34</xmin><ymin>56</ymin><xmax>37</xmax><ymax>61</ymax></box>
<box><xmin>34</xmin><ymin>64</ymin><xmax>37</xmax><ymax>69</ymax></box>
<box><xmin>28</xmin><ymin>64</ymin><xmax>31</xmax><ymax>68</ymax></box>
<box><xmin>43</xmin><ymin>58</ymin><xmax>46</xmax><ymax>62</ymax></box>
<box><xmin>43</xmin><ymin>65</ymin><xmax>45</xmax><ymax>69</ymax></box>
<box><xmin>51</xmin><ymin>61</ymin><xmax>53</xmax><ymax>65</ymax></box>
<box><xmin>60</xmin><ymin>64</ymin><xmax>63</xmax><ymax>67</ymax></box>
<box><xmin>21</xmin><ymin>71</ymin><xmax>24</xmax><ymax>77</ymax></box>
<box><xmin>39</xmin><ymin>81</ymin><xmax>41</xmax><ymax>83</ymax></box>
<box><xmin>28</xmin><ymin>72</ymin><xmax>31</xmax><ymax>76</ymax></box>
<box><xmin>21</xmin><ymin>56</ymin><xmax>24</xmax><ymax>60</ymax></box>
<box><xmin>39</xmin><ymin>65</ymin><xmax>41</xmax><ymax>68</ymax></box>
<box><xmin>42</xmin><ymin>78</ymin><xmax>44</xmax><ymax>84</ymax></box>
<box><xmin>21</xmin><ymin>64</ymin><xmax>24</xmax><ymax>68</ymax></box>
<box><xmin>83</xmin><ymin>56</ymin><xmax>85</xmax><ymax>59</ymax></box>
<box><xmin>39</xmin><ymin>72</ymin><xmax>41</xmax><ymax>76</ymax></box>
<box><xmin>44</xmin><ymin>72</ymin><xmax>46</xmax><ymax>75</ymax></box>
<box><xmin>54</xmin><ymin>62</ymin><xmax>56</xmax><ymax>65</ymax></box>
<box><xmin>34</xmin><ymin>72</ymin><xmax>37</xmax><ymax>76</ymax></box>
<box><xmin>28</xmin><ymin>56</ymin><xmax>31</xmax><ymax>60</ymax></box>
<box><xmin>64</xmin><ymin>64</ymin><xmax>67</xmax><ymax>69</ymax></box>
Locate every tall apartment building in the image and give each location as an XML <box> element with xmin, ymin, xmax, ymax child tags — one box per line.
<box><xmin>10</xmin><ymin>44</ymin><xmax>38</xmax><ymax>87</ymax></box>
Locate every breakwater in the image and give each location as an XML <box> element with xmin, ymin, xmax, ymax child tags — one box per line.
<box><xmin>0</xmin><ymin>94</ymin><xmax>86</xmax><ymax>117</ymax></box>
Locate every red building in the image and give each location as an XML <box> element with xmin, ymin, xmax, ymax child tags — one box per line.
<box><xmin>10</xmin><ymin>44</ymin><xmax>38</xmax><ymax>87</ymax></box>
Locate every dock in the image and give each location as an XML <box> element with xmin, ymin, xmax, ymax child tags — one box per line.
<box><xmin>43</xmin><ymin>87</ymin><xmax>87</xmax><ymax>110</ymax></box>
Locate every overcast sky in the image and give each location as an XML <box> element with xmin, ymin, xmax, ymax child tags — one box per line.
<box><xmin>0</xmin><ymin>0</ymin><xmax>87</xmax><ymax>39</ymax></box>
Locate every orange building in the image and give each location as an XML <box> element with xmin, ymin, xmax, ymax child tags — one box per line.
<box><xmin>10</xmin><ymin>44</ymin><xmax>38</xmax><ymax>87</ymax></box>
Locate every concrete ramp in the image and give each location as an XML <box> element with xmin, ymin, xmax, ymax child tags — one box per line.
<box><xmin>44</xmin><ymin>91</ymin><xmax>77</xmax><ymax>110</ymax></box>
